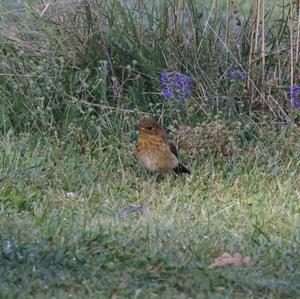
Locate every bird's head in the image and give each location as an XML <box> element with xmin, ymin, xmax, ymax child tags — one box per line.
<box><xmin>136</xmin><ymin>118</ymin><xmax>162</xmax><ymax>136</ymax></box>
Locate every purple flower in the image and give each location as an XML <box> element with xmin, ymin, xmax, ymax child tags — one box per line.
<box><xmin>161</xmin><ymin>70</ymin><xmax>193</xmax><ymax>101</ymax></box>
<box><xmin>161</xmin><ymin>70</ymin><xmax>174</xmax><ymax>98</ymax></box>
<box><xmin>290</xmin><ymin>84</ymin><xmax>300</xmax><ymax>109</ymax></box>
<box><xmin>227</xmin><ymin>69</ymin><xmax>246</xmax><ymax>80</ymax></box>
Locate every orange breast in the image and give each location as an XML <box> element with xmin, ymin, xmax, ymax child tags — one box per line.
<box><xmin>135</xmin><ymin>136</ymin><xmax>178</xmax><ymax>172</ymax></box>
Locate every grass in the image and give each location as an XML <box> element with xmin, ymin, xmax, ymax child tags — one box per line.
<box><xmin>1</xmin><ymin>0</ymin><xmax>300</xmax><ymax>297</ymax></box>
<box><xmin>1</xmin><ymin>120</ymin><xmax>300</xmax><ymax>298</ymax></box>
<box><xmin>1</xmin><ymin>0</ymin><xmax>300</xmax><ymax>133</ymax></box>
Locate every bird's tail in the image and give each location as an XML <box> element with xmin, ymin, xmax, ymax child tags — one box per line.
<box><xmin>173</xmin><ymin>163</ymin><xmax>190</xmax><ymax>175</ymax></box>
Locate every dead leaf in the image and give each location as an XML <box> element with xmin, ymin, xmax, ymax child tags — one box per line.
<box><xmin>210</xmin><ymin>252</ymin><xmax>252</xmax><ymax>268</ymax></box>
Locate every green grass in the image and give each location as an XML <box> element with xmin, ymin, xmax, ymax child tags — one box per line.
<box><xmin>1</xmin><ymin>0</ymin><xmax>300</xmax><ymax>297</ymax></box>
<box><xmin>1</xmin><ymin>0</ymin><xmax>300</xmax><ymax>133</ymax></box>
<box><xmin>1</xmin><ymin>122</ymin><xmax>300</xmax><ymax>298</ymax></box>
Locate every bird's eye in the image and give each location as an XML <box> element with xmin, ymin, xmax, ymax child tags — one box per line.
<box><xmin>148</xmin><ymin>126</ymin><xmax>153</xmax><ymax>130</ymax></box>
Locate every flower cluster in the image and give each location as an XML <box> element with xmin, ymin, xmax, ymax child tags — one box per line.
<box><xmin>227</xmin><ymin>69</ymin><xmax>246</xmax><ymax>80</ymax></box>
<box><xmin>290</xmin><ymin>84</ymin><xmax>300</xmax><ymax>109</ymax></box>
<box><xmin>161</xmin><ymin>71</ymin><xmax>193</xmax><ymax>101</ymax></box>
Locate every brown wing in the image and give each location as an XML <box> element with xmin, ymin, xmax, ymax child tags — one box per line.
<box><xmin>168</xmin><ymin>142</ymin><xmax>178</xmax><ymax>158</ymax></box>
<box><xmin>169</xmin><ymin>140</ymin><xmax>191</xmax><ymax>174</ymax></box>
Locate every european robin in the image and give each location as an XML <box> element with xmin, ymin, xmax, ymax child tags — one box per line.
<box><xmin>135</xmin><ymin>118</ymin><xmax>190</xmax><ymax>174</ymax></box>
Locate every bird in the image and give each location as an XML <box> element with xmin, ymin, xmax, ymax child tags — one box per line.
<box><xmin>135</xmin><ymin>118</ymin><xmax>190</xmax><ymax>174</ymax></box>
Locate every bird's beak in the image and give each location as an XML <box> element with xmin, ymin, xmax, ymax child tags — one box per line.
<box><xmin>135</xmin><ymin>123</ymin><xmax>139</xmax><ymax>130</ymax></box>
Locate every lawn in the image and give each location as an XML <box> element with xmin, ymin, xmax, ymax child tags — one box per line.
<box><xmin>1</xmin><ymin>0</ymin><xmax>300</xmax><ymax>298</ymax></box>
<box><xmin>1</xmin><ymin>123</ymin><xmax>300</xmax><ymax>298</ymax></box>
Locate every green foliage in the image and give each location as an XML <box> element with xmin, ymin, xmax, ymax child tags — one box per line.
<box><xmin>1</xmin><ymin>0</ymin><xmax>299</xmax><ymax>133</ymax></box>
<box><xmin>1</xmin><ymin>1</ymin><xmax>300</xmax><ymax>297</ymax></box>
<box><xmin>1</xmin><ymin>124</ymin><xmax>300</xmax><ymax>298</ymax></box>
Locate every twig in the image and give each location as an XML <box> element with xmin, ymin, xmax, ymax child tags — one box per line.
<box><xmin>79</xmin><ymin>100</ymin><xmax>153</xmax><ymax>115</ymax></box>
